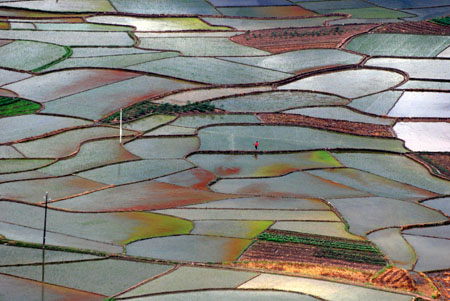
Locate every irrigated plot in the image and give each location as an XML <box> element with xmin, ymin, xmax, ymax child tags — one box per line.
<box><xmin>153</xmin><ymin>209</ymin><xmax>340</xmax><ymax>222</ymax></box>
<box><xmin>42</xmin><ymin>75</ymin><xmax>200</xmax><ymax>120</ymax></box>
<box><xmin>365</xmin><ymin>58</ymin><xmax>450</xmax><ymax>80</ymax></box>
<box><xmin>129</xmin><ymin>57</ymin><xmax>291</xmax><ymax>85</ymax></box>
<box><xmin>403</xmin><ymin>235</ymin><xmax>450</xmax><ymax>272</ymax></box>
<box><xmin>210</xmin><ymin>171</ymin><xmax>372</xmax><ymax>199</ymax></box>
<box><xmin>0</xmin><ymin>176</ymin><xmax>107</xmax><ymax>203</ymax></box>
<box><xmin>0</xmin><ymin>146</ymin><xmax>24</xmax><ymax>158</ymax></box>
<box><xmin>154</xmin><ymin>86</ymin><xmax>272</xmax><ymax>105</ymax></box>
<box><xmin>271</xmin><ymin>221</ymin><xmax>363</xmax><ymax>240</ymax></box>
<box><xmin>185</xmin><ymin>196</ymin><xmax>329</xmax><ymax>210</ymax></box>
<box><xmin>348</xmin><ymin>90</ymin><xmax>402</xmax><ymax>116</ymax></box>
<box><xmin>54</xmin><ymin>180</ymin><xmax>231</xmax><ymax>211</ymax></box>
<box><xmin>388</xmin><ymin>92</ymin><xmax>450</xmax><ymax>118</ymax></box>
<box><xmin>0</xmin><ymin>40</ymin><xmax>66</xmax><ymax>71</ymax></box>
<box><xmin>0</xmin><ymin>30</ymin><xmax>134</xmax><ymax>46</ymax></box>
<box><xmin>15</xmin><ymin>126</ymin><xmax>135</xmax><ymax>158</ymax></box>
<box><xmin>0</xmin><ymin>0</ymin><xmax>116</xmax><ymax>12</ymax></box>
<box><xmin>0</xmin><ymin>259</ymin><xmax>173</xmax><ymax>296</ymax></box>
<box><xmin>211</xmin><ymin>0</ymin><xmax>292</xmax><ymax>6</ymax></box>
<box><xmin>110</xmin><ymin>0</ymin><xmax>219</xmax><ymax>15</ymax></box>
<box><xmin>87</xmin><ymin>16</ymin><xmax>229</xmax><ymax>31</ymax></box>
<box><xmin>0</xmin><ymin>114</ymin><xmax>89</xmax><ymax>144</ymax></box>
<box><xmin>124</xmin><ymin>137</ymin><xmax>199</xmax><ymax>159</ymax></box>
<box><xmin>145</xmin><ymin>125</ymin><xmax>197</xmax><ymax>136</ymax></box>
<box><xmin>0</xmin><ymin>158</ymin><xmax>54</xmax><ymax>174</ymax></box>
<box><xmin>285</xmin><ymin>107</ymin><xmax>395</xmax><ymax>125</ymax></box>
<box><xmin>307</xmin><ymin>168</ymin><xmax>437</xmax><ymax>202</ymax></box>
<box><xmin>118</xmin><ymin>266</ymin><xmax>257</xmax><ymax>298</ymax></box>
<box><xmin>240</xmin><ymin>273</ymin><xmax>413</xmax><ymax>300</ymax></box>
<box><xmin>0</xmin><ymin>274</ymin><xmax>105</xmax><ymax>301</ymax></box>
<box><xmin>71</xmin><ymin>47</ymin><xmax>150</xmax><ymax>58</ymax></box>
<box><xmin>198</xmin><ymin>125</ymin><xmax>407</xmax><ymax>152</ymax></box>
<box><xmin>393</xmin><ymin>122</ymin><xmax>450</xmax><ymax>152</ymax></box>
<box><xmin>328</xmin><ymin>197</ymin><xmax>447</xmax><ymax>236</ymax></box>
<box><xmin>192</xmin><ymin>220</ymin><xmax>272</xmax><ymax>239</ymax></box>
<box><xmin>76</xmin><ymin>159</ymin><xmax>193</xmax><ymax>185</ymax></box>
<box><xmin>0</xmin><ymin>68</ymin><xmax>31</xmax><ymax>86</ymax></box>
<box><xmin>333</xmin><ymin>152</ymin><xmax>450</xmax><ymax>195</ymax></box>
<box><xmin>188</xmin><ymin>151</ymin><xmax>342</xmax><ymax>178</ymax></box>
<box><xmin>156</xmin><ymin>168</ymin><xmax>217</xmax><ymax>191</ymax></box>
<box><xmin>402</xmin><ymin>7</ymin><xmax>450</xmax><ymax>21</ymax></box>
<box><xmin>210</xmin><ymin>91</ymin><xmax>348</xmax><ymax>113</ymax></box>
<box><xmin>3</xmin><ymin>68</ymin><xmax>140</xmax><ymax>102</ymax></box>
<box><xmin>172</xmin><ymin>114</ymin><xmax>260</xmax><ymax>128</ymax></box>
<box><xmin>38</xmin><ymin>139</ymin><xmax>139</xmax><ymax>177</ymax></box>
<box><xmin>33</xmin><ymin>22</ymin><xmax>132</xmax><ymax>31</ymax></box>
<box><xmin>0</xmin><ymin>244</ymin><xmax>100</xmax><ymax>266</ymax></box>
<box><xmin>367</xmin><ymin>228</ymin><xmax>416</xmax><ymax>270</ymax></box>
<box><xmin>0</xmin><ymin>201</ymin><xmax>192</xmax><ymax>246</ymax></box>
<box><xmin>403</xmin><ymin>225</ymin><xmax>450</xmax><ymax>240</ymax></box>
<box><xmin>297</xmin><ymin>0</ymin><xmax>374</xmax><ymax>11</ymax></box>
<box><xmin>218</xmin><ymin>6</ymin><xmax>317</xmax><ymax>18</ymax></box>
<box><xmin>126</xmin><ymin>235</ymin><xmax>252</xmax><ymax>263</ymax></box>
<box><xmin>221</xmin><ymin>49</ymin><xmax>362</xmax><ymax>73</ymax></box>
<box><xmin>422</xmin><ymin>196</ymin><xmax>450</xmax><ymax>216</ymax></box>
<box><xmin>399</xmin><ymin>80</ymin><xmax>450</xmax><ymax>91</ymax></box>
<box><xmin>123</xmin><ymin>114</ymin><xmax>176</xmax><ymax>132</ymax></box>
<box><xmin>138</xmin><ymin>37</ymin><xmax>269</xmax><ymax>56</ymax></box>
<box><xmin>309</xmin><ymin>7</ymin><xmax>413</xmax><ymax>19</ymax></box>
<box><xmin>362</xmin><ymin>0</ymin><xmax>450</xmax><ymax>9</ymax></box>
<box><xmin>279</xmin><ymin>69</ymin><xmax>404</xmax><ymax>99</ymax></box>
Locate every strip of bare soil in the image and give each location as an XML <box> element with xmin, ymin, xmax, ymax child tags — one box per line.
<box><xmin>375</xmin><ymin>21</ymin><xmax>450</xmax><ymax>35</ymax></box>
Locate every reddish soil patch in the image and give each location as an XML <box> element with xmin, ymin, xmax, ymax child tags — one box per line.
<box><xmin>371</xmin><ymin>267</ymin><xmax>417</xmax><ymax>292</ymax></box>
<box><xmin>375</xmin><ymin>21</ymin><xmax>450</xmax><ymax>35</ymax></box>
<box><xmin>428</xmin><ymin>270</ymin><xmax>450</xmax><ymax>300</ymax></box>
<box><xmin>230</xmin><ymin>24</ymin><xmax>376</xmax><ymax>54</ymax></box>
<box><xmin>0</xmin><ymin>39</ymin><xmax>12</xmax><ymax>47</ymax></box>
<box><xmin>258</xmin><ymin>113</ymin><xmax>393</xmax><ymax>137</ymax></box>
<box><xmin>409</xmin><ymin>153</ymin><xmax>450</xmax><ymax>179</ymax></box>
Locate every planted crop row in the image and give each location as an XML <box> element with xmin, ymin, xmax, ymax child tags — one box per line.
<box><xmin>244</xmin><ymin>27</ymin><xmax>344</xmax><ymax>41</ymax></box>
<box><xmin>0</xmin><ymin>97</ymin><xmax>41</xmax><ymax>117</ymax></box>
<box><xmin>431</xmin><ymin>17</ymin><xmax>450</xmax><ymax>26</ymax></box>
<box><xmin>315</xmin><ymin>248</ymin><xmax>386</xmax><ymax>266</ymax></box>
<box><xmin>258</xmin><ymin>232</ymin><xmax>381</xmax><ymax>254</ymax></box>
<box><xmin>104</xmin><ymin>101</ymin><xmax>215</xmax><ymax>123</ymax></box>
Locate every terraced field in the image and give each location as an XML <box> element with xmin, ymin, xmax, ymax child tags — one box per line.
<box><xmin>0</xmin><ymin>1</ymin><xmax>449</xmax><ymax>300</ymax></box>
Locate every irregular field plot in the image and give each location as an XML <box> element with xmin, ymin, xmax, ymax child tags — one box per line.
<box><xmin>217</xmin><ymin>6</ymin><xmax>317</xmax><ymax>18</ymax></box>
<box><xmin>172</xmin><ymin>114</ymin><xmax>260</xmax><ymax>128</ymax></box>
<box><xmin>123</xmin><ymin>114</ymin><xmax>176</xmax><ymax>132</ymax></box>
<box><xmin>0</xmin><ymin>158</ymin><xmax>54</xmax><ymax>174</ymax></box>
<box><xmin>328</xmin><ymin>197</ymin><xmax>447</xmax><ymax>236</ymax></box>
<box><xmin>54</xmin><ymin>180</ymin><xmax>232</xmax><ymax>211</ymax></box>
<box><xmin>210</xmin><ymin>91</ymin><xmax>348</xmax><ymax>113</ymax></box>
<box><xmin>127</xmin><ymin>235</ymin><xmax>252</xmax><ymax>263</ymax></box>
<box><xmin>210</xmin><ymin>0</ymin><xmax>292</xmax><ymax>6</ymax></box>
<box><xmin>0</xmin><ymin>97</ymin><xmax>41</xmax><ymax>117</ymax></box>
<box><xmin>0</xmin><ymin>0</ymin><xmax>116</xmax><ymax>12</ymax></box>
<box><xmin>361</xmin><ymin>0</ymin><xmax>450</xmax><ymax>9</ymax></box>
<box><xmin>188</xmin><ymin>151</ymin><xmax>342</xmax><ymax>178</ymax></box>
<box><xmin>403</xmin><ymin>225</ymin><xmax>450</xmax><ymax>240</ymax></box>
<box><xmin>422</xmin><ymin>196</ymin><xmax>450</xmax><ymax>216</ymax></box>
<box><xmin>198</xmin><ymin>125</ymin><xmax>407</xmax><ymax>152</ymax></box>
<box><xmin>0</xmin><ymin>40</ymin><xmax>66</xmax><ymax>71</ymax></box>
<box><xmin>119</xmin><ymin>266</ymin><xmax>257</xmax><ymax>298</ymax></box>
<box><xmin>0</xmin><ymin>146</ymin><xmax>24</xmax><ymax>158</ymax></box>
<box><xmin>0</xmin><ymin>259</ymin><xmax>172</xmax><ymax>296</ymax></box>
<box><xmin>145</xmin><ymin>125</ymin><xmax>198</xmax><ymax>136</ymax></box>
<box><xmin>399</xmin><ymin>80</ymin><xmax>450</xmax><ymax>91</ymax></box>
<box><xmin>348</xmin><ymin>90</ymin><xmax>402</xmax><ymax>116</ymax></box>
<box><xmin>279</xmin><ymin>69</ymin><xmax>405</xmax><ymax>99</ymax></box>
<box><xmin>388</xmin><ymin>92</ymin><xmax>450</xmax><ymax>118</ymax></box>
<box><xmin>0</xmin><ymin>114</ymin><xmax>89</xmax><ymax>144</ymax></box>
<box><xmin>70</xmin><ymin>47</ymin><xmax>150</xmax><ymax>58</ymax></box>
<box><xmin>314</xmin><ymin>7</ymin><xmax>413</xmax><ymax>19</ymax></box>
<box><xmin>0</xmin><ymin>68</ymin><xmax>31</xmax><ymax>86</ymax></box>
<box><xmin>156</xmin><ymin>168</ymin><xmax>217</xmax><ymax>191</ymax></box>
<box><xmin>393</xmin><ymin>122</ymin><xmax>450</xmax><ymax>152</ymax></box>
<box><xmin>125</xmin><ymin>137</ymin><xmax>199</xmax><ymax>159</ymax></box>
<box><xmin>404</xmin><ymin>235</ymin><xmax>450</xmax><ymax>272</ymax></box>
<box><xmin>191</xmin><ymin>220</ymin><xmax>273</xmax><ymax>239</ymax></box>
<box><xmin>109</xmin><ymin>0</ymin><xmax>219</xmax><ymax>15</ymax></box>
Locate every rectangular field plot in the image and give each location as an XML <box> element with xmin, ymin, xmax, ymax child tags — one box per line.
<box><xmin>271</xmin><ymin>221</ymin><xmax>363</xmax><ymax>240</ymax></box>
<box><xmin>210</xmin><ymin>172</ymin><xmax>372</xmax><ymax>200</ymax></box>
<box><xmin>0</xmin><ymin>114</ymin><xmax>89</xmax><ymax>144</ymax></box>
<box><xmin>198</xmin><ymin>125</ymin><xmax>408</xmax><ymax>153</ymax></box>
<box><xmin>188</xmin><ymin>151</ymin><xmax>342</xmax><ymax>178</ymax></box>
<box><xmin>210</xmin><ymin>91</ymin><xmax>348</xmax><ymax>113</ymax></box>
<box><xmin>119</xmin><ymin>266</ymin><xmax>257</xmax><ymax>298</ymax></box>
<box><xmin>348</xmin><ymin>90</ymin><xmax>402</xmax><ymax>115</ymax></box>
<box><xmin>191</xmin><ymin>220</ymin><xmax>272</xmax><ymax>238</ymax></box>
<box><xmin>366</xmin><ymin>58</ymin><xmax>450</xmax><ymax>80</ymax></box>
<box><xmin>329</xmin><ymin>197</ymin><xmax>447</xmax><ymax>236</ymax></box>
<box><xmin>0</xmin><ymin>30</ymin><xmax>134</xmax><ymax>46</ymax></box>
<box><xmin>0</xmin><ymin>40</ymin><xmax>66</xmax><ymax>71</ymax></box>
<box><xmin>0</xmin><ymin>176</ymin><xmax>108</xmax><ymax>203</ymax></box>
<box><xmin>110</xmin><ymin>0</ymin><xmax>219</xmax><ymax>15</ymax></box>
<box><xmin>54</xmin><ymin>179</ymin><xmax>231</xmax><ymax>211</ymax></box>
<box><xmin>217</xmin><ymin>6</ymin><xmax>317</xmax><ymax>18</ymax></box>
<box><xmin>126</xmin><ymin>235</ymin><xmax>251</xmax><ymax>263</ymax></box>
<box><xmin>367</xmin><ymin>228</ymin><xmax>416</xmax><ymax>270</ymax></box>
<box><xmin>404</xmin><ymin>235</ymin><xmax>450</xmax><ymax>272</ymax></box>
<box><xmin>129</xmin><ymin>57</ymin><xmax>291</xmax><ymax>85</ymax></box>
<box><xmin>154</xmin><ymin>208</ymin><xmax>340</xmax><ymax>221</ymax></box>
<box><xmin>388</xmin><ymin>92</ymin><xmax>450</xmax><ymax>118</ymax></box>
<box><xmin>307</xmin><ymin>168</ymin><xmax>437</xmax><ymax>202</ymax></box>
<box><xmin>347</xmin><ymin>34</ymin><xmax>450</xmax><ymax>57</ymax></box>
<box><xmin>42</xmin><ymin>75</ymin><xmax>199</xmax><ymax>120</ymax></box>
<box><xmin>0</xmin><ymin>259</ymin><xmax>173</xmax><ymax>296</ymax></box>
<box><xmin>221</xmin><ymin>49</ymin><xmax>362</xmax><ymax>73</ymax></box>
<box><xmin>87</xmin><ymin>16</ymin><xmax>230</xmax><ymax>31</ymax></box>
<box><xmin>333</xmin><ymin>152</ymin><xmax>450</xmax><ymax>195</ymax></box>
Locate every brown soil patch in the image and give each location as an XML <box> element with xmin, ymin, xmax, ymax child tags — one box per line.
<box><xmin>428</xmin><ymin>270</ymin><xmax>450</xmax><ymax>300</ymax></box>
<box><xmin>258</xmin><ymin>113</ymin><xmax>393</xmax><ymax>137</ymax></box>
<box><xmin>230</xmin><ymin>24</ymin><xmax>377</xmax><ymax>54</ymax></box>
<box><xmin>375</xmin><ymin>21</ymin><xmax>450</xmax><ymax>35</ymax></box>
<box><xmin>371</xmin><ymin>267</ymin><xmax>417</xmax><ymax>292</ymax></box>
<box><xmin>231</xmin><ymin>260</ymin><xmax>374</xmax><ymax>284</ymax></box>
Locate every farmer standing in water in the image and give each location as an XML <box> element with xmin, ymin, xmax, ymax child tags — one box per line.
<box><xmin>254</xmin><ymin>141</ymin><xmax>259</xmax><ymax>150</ymax></box>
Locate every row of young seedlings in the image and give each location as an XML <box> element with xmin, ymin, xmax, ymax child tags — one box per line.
<box><xmin>244</xmin><ymin>26</ymin><xmax>344</xmax><ymax>40</ymax></box>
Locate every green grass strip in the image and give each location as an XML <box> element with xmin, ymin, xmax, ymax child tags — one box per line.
<box><xmin>431</xmin><ymin>16</ymin><xmax>450</xmax><ymax>26</ymax></box>
<box><xmin>32</xmin><ymin>45</ymin><xmax>72</xmax><ymax>73</ymax></box>
<box><xmin>0</xmin><ymin>97</ymin><xmax>41</xmax><ymax>117</ymax></box>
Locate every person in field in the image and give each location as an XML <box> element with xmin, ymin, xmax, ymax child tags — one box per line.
<box><xmin>254</xmin><ymin>141</ymin><xmax>259</xmax><ymax>150</ymax></box>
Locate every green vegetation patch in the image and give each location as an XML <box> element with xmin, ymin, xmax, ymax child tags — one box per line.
<box><xmin>431</xmin><ymin>16</ymin><xmax>450</xmax><ymax>26</ymax></box>
<box><xmin>0</xmin><ymin>97</ymin><xmax>41</xmax><ymax>117</ymax></box>
<box><xmin>104</xmin><ymin>101</ymin><xmax>215</xmax><ymax>124</ymax></box>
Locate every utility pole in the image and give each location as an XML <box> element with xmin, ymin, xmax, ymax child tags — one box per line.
<box><xmin>42</xmin><ymin>192</ymin><xmax>49</xmax><ymax>283</ymax></box>
<box><xmin>119</xmin><ymin>109</ymin><xmax>123</xmax><ymax>144</ymax></box>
